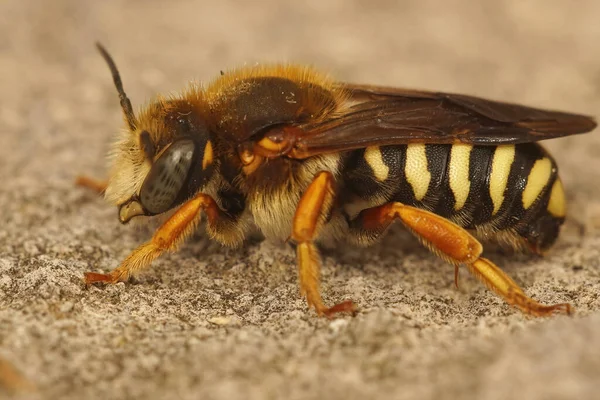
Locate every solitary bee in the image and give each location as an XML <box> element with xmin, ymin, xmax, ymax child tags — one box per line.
<box><xmin>81</xmin><ymin>43</ymin><xmax>596</xmax><ymax>317</ymax></box>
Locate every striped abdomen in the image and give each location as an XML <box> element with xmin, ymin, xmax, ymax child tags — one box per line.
<box><xmin>342</xmin><ymin>143</ymin><xmax>567</xmax><ymax>252</ymax></box>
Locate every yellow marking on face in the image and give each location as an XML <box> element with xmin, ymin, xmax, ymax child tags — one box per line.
<box><xmin>547</xmin><ymin>178</ymin><xmax>566</xmax><ymax>217</ymax></box>
<box><xmin>489</xmin><ymin>145</ymin><xmax>515</xmax><ymax>215</ymax></box>
<box><xmin>448</xmin><ymin>144</ymin><xmax>473</xmax><ymax>210</ymax></box>
<box><xmin>522</xmin><ymin>157</ymin><xmax>552</xmax><ymax>209</ymax></box>
<box><xmin>405</xmin><ymin>144</ymin><xmax>431</xmax><ymax>201</ymax></box>
<box><xmin>202</xmin><ymin>141</ymin><xmax>213</xmax><ymax>170</ymax></box>
<box><xmin>364</xmin><ymin>146</ymin><xmax>389</xmax><ymax>181</ymax></box>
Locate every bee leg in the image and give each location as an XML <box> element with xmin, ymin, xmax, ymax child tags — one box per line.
<box><xmin>75</xmin><ymin>175</ymin><xmax>108</xmax><ymax>194</ymax></box>
<box><xmin>352</xmin><ymin>202</ymin><xmax>573</xmax><ymax>317</ymax></box>
<box><xmin>292</xmin><ymin>172</ymin><xmax>357</xmax><ymax>317</ymax></box>
<box><xmin>84</xmin><ymin>194</ymin><xmax>222</xmax><ymax>285</ymax></box>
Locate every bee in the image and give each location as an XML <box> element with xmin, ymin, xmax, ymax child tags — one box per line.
<box><xmin>81</xmin><ymin>43</ymin><xmax>596</xmax><ymax>317</ymax></box>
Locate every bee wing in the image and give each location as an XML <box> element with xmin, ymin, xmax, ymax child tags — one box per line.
<box><xmin>288</xmin><ymin>84</ymin><xmax>596</xmax><ymax>158</ymax></box>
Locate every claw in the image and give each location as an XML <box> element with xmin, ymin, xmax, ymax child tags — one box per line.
<box><xmin>322</xmin><ymin>300</ymin><xmax>358</xmax><ymax>318</ymax></box>
<box><xmin>84</xmin><ymin>272</ymin><xmax>116</xmax><ymax>285</ymax></box>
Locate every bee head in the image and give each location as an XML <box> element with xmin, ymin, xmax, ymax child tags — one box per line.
<box><xmin>97</xmin><ymin>43</ymin><xmax>215</xmax><ymax>223</ymax></box>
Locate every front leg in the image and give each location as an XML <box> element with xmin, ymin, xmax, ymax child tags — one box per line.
<box><xmin>291</xmin><ymin>172</ymin><xmax>357</xmax><ymax>317</ymax></box>
<box><xmin>85</xmin><ymin>193</ymin><xmax>225</xmax><ymax>284</ymax></box>
<box><xmin>75</xmin><ymin>175</ymin><xmax>108</xmax><ymax>195</ymax></box>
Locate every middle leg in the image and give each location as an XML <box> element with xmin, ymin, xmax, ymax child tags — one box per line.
<box><xmin>291</xmin><ymin>171</ymin><xmax>356</xmax><ymax>317</ymax></box>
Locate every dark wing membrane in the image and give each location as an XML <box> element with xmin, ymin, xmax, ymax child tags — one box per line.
<box><xmin>290</xmin><ymin>84</ymin><xmax>596</xmax><ymax>158</ymax></box>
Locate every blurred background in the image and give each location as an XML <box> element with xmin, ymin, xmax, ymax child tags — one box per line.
<box><xmin>1</xmin><ymin>1</ymin><xmax>599</xmax><ymax>399</ymax></box>
<box><xmin>1</xmin><ymin>0</ymin><xmax>599</xmax><ymax>168</ymax></box>
<box><xmin>2</xmin><ymin>0</ymin><xmax>600</xmax><ymax>194</ymax></box>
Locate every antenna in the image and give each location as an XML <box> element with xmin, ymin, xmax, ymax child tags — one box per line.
<box><xmin>96</xmin><ymin>42</ymin><xmax>137</xmax><ymax>131</ymax></box>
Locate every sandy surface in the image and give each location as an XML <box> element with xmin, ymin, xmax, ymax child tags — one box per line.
<box><xmin>2</xmin><ymin>1</ymin><xmax>600</xmax><ymax>399</ymax></box>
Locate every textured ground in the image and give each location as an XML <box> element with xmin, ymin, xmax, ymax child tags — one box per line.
<box><xmin>2</xmin><ymin>1</ymin><xmax>600</xmax><ymax>399</ymax></box>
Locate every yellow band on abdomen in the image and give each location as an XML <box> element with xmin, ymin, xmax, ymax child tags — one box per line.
<box><xmin>448</xmin><ymin>144</ymin><xmax>473</xmax><ymax>211</ymax></box>
<box><xmin>405</xmin><ymin>144</ymin><xmax>431</xmax><ymax>201</ymax></box>
<box><xmin>489</xmin><ymin>145</ymin><xmax>515</xmax><ymax>215</ymax></box>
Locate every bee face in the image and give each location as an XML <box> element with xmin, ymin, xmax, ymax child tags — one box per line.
<box><xmin>109</xmin><ymin>105</ymin><xmax>216</xmax><ymax>223</ymax></box>
<box><xmin>116</xmin><ymin>138</ymin><xmax>198</xmax><ymax>223</ymax></box>
<box><xmin>139</xmin><ymin>139</ymin><xmax>196</xmax><ymax>214</ymax></box>
<box><xmin>104</xmin><ymin>129</ymin><xmax>151</xmax><ymax>208</ymax></box>
<box><xmin>96</xmin><ymin>44</ymin><xmax>215</xmax><ymax>223</ymax></box>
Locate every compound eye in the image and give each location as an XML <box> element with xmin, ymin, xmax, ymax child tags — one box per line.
<box><xmin>140</xmin><ymin>139</ymin><xmax>195</xmax><ymax>214</ymax></box>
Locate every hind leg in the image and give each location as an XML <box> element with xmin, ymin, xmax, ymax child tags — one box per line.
<box><xmin>348</xmin><ymin>202</ymin><xmax>572</xmax><ymax>317</ymax></box>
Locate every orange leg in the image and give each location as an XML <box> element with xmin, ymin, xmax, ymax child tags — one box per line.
<box><xmin>75</xmin><ymin>176</ymin><xmax>108</xmax><ymax>195</ymax></box>
<box><xmin>354</xmin><ymin>202</ymin><xmax>572</xmax><ymax>317</ymax></box>
<box><xmin>292</xmin><ymin>172</ymin><xmax>356</xmax><ymax>317</ymax></box>
<box><xmin>85</xmin><ymin>193</ymin><xmax>222</xmax><ymax>284</ymax></box>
